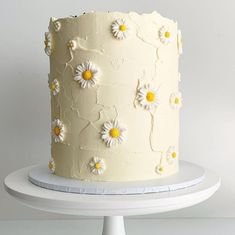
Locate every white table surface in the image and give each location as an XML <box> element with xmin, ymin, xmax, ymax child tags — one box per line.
<box><xmin>0</xmin><ymin>219</ymin><xmax>234</xmax><ymax>235</ymax></box>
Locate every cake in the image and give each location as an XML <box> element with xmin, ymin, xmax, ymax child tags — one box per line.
<box><xmin>45</xmin><ymin>11</ymin><xmax>182</xmax><ymax>182</ymax></box>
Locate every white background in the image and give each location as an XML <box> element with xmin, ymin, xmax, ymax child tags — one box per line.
<box><xmin>0</xmin><ymin>0</ymin><xmax>235</xmax><ymax>220</ymax></box>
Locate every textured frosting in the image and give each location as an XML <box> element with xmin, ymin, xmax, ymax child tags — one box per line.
<box><xmin>46</xmin><ymin>11</ymin><xmax>182</xmax><ymax>181</ymax></box>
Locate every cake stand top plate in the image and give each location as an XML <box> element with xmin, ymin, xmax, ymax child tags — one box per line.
<box><xmin>4</xmin><ymin>161</ymin><xmax>220</xmax><ymax>216</ymax></box>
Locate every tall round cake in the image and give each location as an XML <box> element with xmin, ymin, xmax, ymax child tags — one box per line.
<box><xmin>45</xmin><ymin>11</ymin><xmax>183</xmax><ymax>182</ymax></box>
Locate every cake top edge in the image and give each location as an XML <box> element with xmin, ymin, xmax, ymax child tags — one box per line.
<box><xmin>50</xmin><ymin>11</ymin><xmax>177</xmax><ymax>24</ymax></box>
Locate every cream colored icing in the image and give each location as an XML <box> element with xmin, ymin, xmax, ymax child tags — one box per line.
<box><xmin>47</xmin><ymin>11</ymin><xmax>181</xmax><ymax>181</ymax></box>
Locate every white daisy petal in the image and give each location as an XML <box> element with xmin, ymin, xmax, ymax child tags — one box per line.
<box><xmin>91</xmin><ymin>168</ymin><xmax>96</xmax><ymax>174</ymax></box>
<box><xmin>104</xmin><ymin>122</ymin><xmax>112</xmax><ymax>130</ymax></box>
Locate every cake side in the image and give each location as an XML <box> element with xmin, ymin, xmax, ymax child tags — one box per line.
<box><xmin>45</xmin><ymin>11</ymin><xmax>183</xmax><ymax>181</ymax></box>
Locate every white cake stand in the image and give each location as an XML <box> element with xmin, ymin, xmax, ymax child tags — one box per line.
<box><xmin>4</xmin><ymin>161</ymin><xmax>220</xmax><ymax>235</ymax></box>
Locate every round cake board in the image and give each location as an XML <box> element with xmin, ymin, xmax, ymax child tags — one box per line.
<box><xmin>28</xmin><ymin>161</ymin><xmax>205</xmax><ymax>195</ymax></box>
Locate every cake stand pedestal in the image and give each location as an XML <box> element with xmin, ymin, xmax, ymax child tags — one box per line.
<box><xmin>4</xmin><ymin>164</ymin><xmax>220</xmax><ymax>235</ymax></box>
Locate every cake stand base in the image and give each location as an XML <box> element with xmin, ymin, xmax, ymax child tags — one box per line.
<box><xmin>4</xmin><ymin>162</ymin><xmax>220</xmax><ymax>235</ymax></box>
<box><xmin>102</xmin><ymin>216</ymin><xmax>126</xmax><ymax>235</ymax></box>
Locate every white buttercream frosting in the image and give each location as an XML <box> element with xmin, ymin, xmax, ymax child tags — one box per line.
<box><xmin>47</xmin><ymin>11</ymin><xmax>181</xmax><ymax>181</ymax></box>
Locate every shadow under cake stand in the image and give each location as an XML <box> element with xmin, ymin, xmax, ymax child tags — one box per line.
<box><xmin>4</xmin><ymin>161</ymin><xmax>220</xmax><ymax>235</ymax></box>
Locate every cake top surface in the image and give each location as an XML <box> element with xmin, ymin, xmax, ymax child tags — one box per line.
<box><xmin>51</xmin><ymin>11</ymin><xmax>176</xmax><ymax>24</ymax></box>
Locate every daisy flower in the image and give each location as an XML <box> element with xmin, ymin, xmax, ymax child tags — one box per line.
<box><xmin>52</xmin><ymin>119</ymin><xmax>65</xmax><ymax>143</ymax></box>
<box><xmin>53</xmin><ymin>21</ymin><xmax>61</xmax><ymax>32</ymax></box>
<box><xmin>44</xmin><ymin>32</ymin><xmax>53</xmax><ymax>56</ymax></box>
<box><xmin>101</xmin><ymin>119</ymin><xmax>127</xmax><ymax>147</ymax></box>
<box><xmin>170</xmin><ymin>92</ymin><xmax>182</xmax><ymax>109</ymax></box>
<box><xmin>89</xmin><ymin>157</ymin><xmax>106</xmax><ymax>175</ymax></box>
<box><xmin>159</xmin><ymin>26</ymin><xmax>173</xmax><ymax>45</ymax></box>
<box><xmin>74</xmin><ymin>61</ymin><xmax>99</xmax><ymax>88</ymax></box>
<box><xmin>111</xmin><ymin>18</ymin><xmax>130</xmax><ymax>40</ymax></box>
<box><xmin>166</xmin><ymin>146</ymin><xmax>178</xmax><ymax>164</ymax></box>
<box><xmin>156</xmin><ymin>165</ymin><xmax>165</xmax><ymax>175</ymax></box>
<box><xmin>48</xmin><ymin>158</ymin><xmax>55</xmax><ymax>173</ymax></box>
<box><xmin>67</xmin><ymin>39</ymin><xmax>77</xmax><ymax>51</ymax></box>
<box><xmin>50</xmin><ymin>79</ymin><xmax>60</xmax><ymax>96</ymax></box>
<box><xmin>137</xmin><ymin>84</ymin><xmax>159</xmax><ymax>110</ymax></box>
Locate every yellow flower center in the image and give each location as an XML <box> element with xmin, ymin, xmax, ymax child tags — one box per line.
<box><xmin>51</xmin><ymin>83</ymin><xmax>56</xmax><ymax>91</ymax></box>
<box><xmin>82</xmin><ymin>70</ymin><xmax>93</xmax><ymax>80</ymax></box>
<box><xmin>67</xmin><ymin>41</ymin><xmax>73</xmax><ymax>48</ymax></box>
<box><xmin>54</xmin><ymin>126</ymin><xmax>61</xmax><ymax>136</ymax></box>
<box><xmin>146</xmin><ymin>91</ymin><xmax>155</xmax><ymax>102</ymax></box>
<box><xmin>109</xmin><ymin>128</ymin><xmax>120</xmax><ymax>138</ymax></box>
<box><xmin>175</xmin><ymin>97</ymin><xmax>180</xmax><ymax>104</ymax></box>
<box><xmin>171</xmin><ymin>152</ymin><xmax>177</xmax><ymax>158</ymax></box>
<box><xmin>119</xmin><ymin>24</ymin><xmax>127</xmax><ymax>32</ymax></box>
<box><xmin>159</xmin><ymin>166</ymin><xmax>164</xmax><ymax>172</ymax></box>
<box><xmin>95</xmin><ymin>163</ymin><xmax>101</xmax><ymax>169</ymax></box>
<box><xmin>165</xmin><ymin>31</ymin><xmax>171</xmax><ymax>38</ymax></box>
